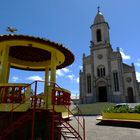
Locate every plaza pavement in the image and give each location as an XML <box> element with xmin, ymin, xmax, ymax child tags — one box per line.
<box><xmin>71</xmin><ymin>116</ymin><xmax>140</xmax><ymax>140</ymax></box>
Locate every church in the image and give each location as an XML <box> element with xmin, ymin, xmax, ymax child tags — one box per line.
<box><xmin>79</xmin><ymin>8</ymin><xmax>140</xmax><ymax>104</ymax></box>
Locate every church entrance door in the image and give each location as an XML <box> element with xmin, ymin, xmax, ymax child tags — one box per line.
<box><xmin>98</xmin><ymin>86</ymin><xmax>107</xmax><ymax>102</ymax></box>
<box><xmin>127</xmin><ymin>87</ymin><xmax>134</xmax><ymax>103</ymax></box>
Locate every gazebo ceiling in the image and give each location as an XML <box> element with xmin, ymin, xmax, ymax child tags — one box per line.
<box><xmin>9</xmin><ymin>46</ymin><xmax>51</xmax><ymax>62</ymax></box>
<box><xmin>0</xmin><ymin>34</ymin><xmax>74</xmax><ymax>71</ymax></box>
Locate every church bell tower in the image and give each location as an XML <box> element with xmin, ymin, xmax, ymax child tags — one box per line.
<box><xmin>90</xmin><ymin>7</ymin><xmax>110</xmax><ymax>46</ymax></box>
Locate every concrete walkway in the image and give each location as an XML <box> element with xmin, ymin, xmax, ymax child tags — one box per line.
<box><xmin>71</xmin><ymin>116</ymin><xmax>140</xmax><ymax>140</ymax></box>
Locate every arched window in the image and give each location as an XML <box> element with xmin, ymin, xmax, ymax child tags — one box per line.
<box><xmin>97</xmin><ymin>65</ymin><xmax>105</xmax><ymax>77</ymax></box>
<box><xmin>113</xmin><ymin>72</ymin><xmax>119</xmax><ymax>91</ymax></box>
<box><xmin>96</xmin><ymin>29</ymin><xmax>102</xmax><ymax>42</ymax></box>
<box><xmin>87</xmin><ymin>74</ymin><xmax>91</xmax><ymax>93</ymax></box>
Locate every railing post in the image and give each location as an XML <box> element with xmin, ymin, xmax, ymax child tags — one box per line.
<box><xmin>11</xmin><ymin>86</ymin><xmax>15</xmax><ymax>103</ymax></box>
<box><xmin>83</xmin><ymin>118</ymin><xmax>85</xmax><ymax>140</ymax></box>
<box><xmin>31</xmin><ymin>81</ymin><xmax>37</xmax><ymax>140</ymax></box>
<box><xmin>78</xmin><ymin>108</ymin><xmax>79</xmax><ymax>134</ymax></box>
<box><xmin>18</xmin><ymin>86</ymin><xmax>22</xmax><ymax>103</ymax></box>
<box><xmin>3</xmin><ymin>86</ymin><xmax>8</xmax><ymax>102</ymax></box>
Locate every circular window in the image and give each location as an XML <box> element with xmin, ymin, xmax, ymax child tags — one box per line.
<box><xmin>126</xmin><ymin>77</ymin><xmax>132</xmax><ymax>83</ymax></box>
<box><xmin>97</xmin><ymin>54</ymin><xmax>103</xmax><ymax>59</ymax></box>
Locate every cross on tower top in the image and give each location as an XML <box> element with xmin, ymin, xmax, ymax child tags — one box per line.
<box><xmin>97</xmin><ymin>6</ymin><xmax>100</xmax><ymax>13</ymax></box>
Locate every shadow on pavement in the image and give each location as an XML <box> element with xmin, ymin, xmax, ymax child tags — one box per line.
<box><xmin>96</xmin><ymin>121</ymin><xmax>140</xmax><ymax>129</ymax></box>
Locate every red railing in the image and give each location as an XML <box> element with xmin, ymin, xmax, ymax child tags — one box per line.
<box><xmin>75</xmin><ymin>103</ymin><xmax>85</xmax><ymax>140</ymax></box>
<box><xmin>0</xmin><ymin>81</ymin><xmax>71</xmax><ymax>106</ymax></box>
<box><xmin>0</xmin><ymin>85</ymin><xmax>26</xmax><ymax>103</ymax></box>
<box><xmin>51</xmin><ymin>83</ymin><xmax>85</xmax><ymax>140</ymax></box>
<box><xmin>30</xmin><ymin>96</ymin><xmax>44</xmax><ymax>108</ymax></box>
<box><xmin>62</xmin><ymin>102</ymin><xmax>85</xmax><ymax>140</ymax></box>
<box><xmin>52</xmin><ymin>86</ymin><xmax>71</xmax><ymax>105</ymax></box>
<box><xmin>0</xmin><ymin>81</ymin><xmax>85</xmax><ymax>140</ymax></box>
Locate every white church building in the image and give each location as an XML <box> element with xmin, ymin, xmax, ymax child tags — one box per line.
<box><xmin>79</xmin><ymin>8</ymin><xmax>140</xmax><ymax>103</ymax></box>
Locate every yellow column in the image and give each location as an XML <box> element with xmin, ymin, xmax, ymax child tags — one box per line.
<box><xmin>6</xmin><ymin>62</ymin><xmax>10</xmax><ymax>82</ymax></box>
<box><xmin>48</xmin><ymin>52</ymin><xmax>57</xmax><ymax>108</ymax></box>
<box><xmin>0</xmin><ymin>49</ymin><xmax>2</xmax><ymax>82</ymax></box>
<box><xmin>25</xmin><ymin>85</ymin><xmax>31</xmax><ymax>104</ymax></box>
<box><xmin>50</xmin><ymin>53</ymin><xmax>56</xmax><ymax>83</ymax></box>
<box><xmin>0</xmin><ymin>49</ymin><xmax>1</xmax><ymax>67</ymax></box>
<box><xmin>44</xmin><ymin>67</ymin><xmax>49</xmax><ymax>109</ymax></box>
<box><xmin>0</xmin><ymin>46</ymin><xmax>9</xmax><ymax>83</ymax></box>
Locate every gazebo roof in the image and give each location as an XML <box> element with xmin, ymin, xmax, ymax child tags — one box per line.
<box><xmin>0</xmin><ymin>34</ymin><xmax>74</xmax><ymax>71</ymax></box>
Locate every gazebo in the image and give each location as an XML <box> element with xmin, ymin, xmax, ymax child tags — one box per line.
<box><xmin>0</xmin><ymin>34</ymin><xmax>85</xmax><ymax>140</ymax></box>
<box><xmin>0</xmin><ymin>34</ymin><xmax>74</xmax><ymax>108</ymax></box>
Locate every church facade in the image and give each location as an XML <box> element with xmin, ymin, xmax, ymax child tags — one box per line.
<box><xmin>79</xmin><ymin>9</ymin><xmax>140</xmax><ymax>103</ymax></box>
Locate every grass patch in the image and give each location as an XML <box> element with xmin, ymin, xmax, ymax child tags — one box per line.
<box><xmin>74</xmin><ymin>102</ymin><xmax>115</xmax><ymax>115</ymax></box>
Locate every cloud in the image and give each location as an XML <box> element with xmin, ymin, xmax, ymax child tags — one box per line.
<box><xmin>12</xmin><ymin>76</ymin><xmax>19</xmax><ymax>82</ymax></box>
<box><xmin>56</xmin><ymin>70</ymin><xmax>64</xmax><ymax>77</ymax></box>
<box><xmin>26</xmin><ymin>75</ymin><xmax>44</xmax><ymax>81</ymax></box>
<box><xmin>67</xmin><ymin>74</ymin><xmax>79</xmax><ymax>84</ymax></box>
<box><xmin>79</xmin><ymin>65</ymin><xmax>83</xmax><ymax>70</ymax></box>
<box><xmin>136</xmin><ymin>72</ymin><xmax>140</xmax><ymax>82</ymax></box>
<box><xmin>76</xmin><ymin>77</ymin><xmax>79</xmax><ymax>83</ymax></box>
<box><xmin>56</xmin><ymin>68</ymin><xmax>70</xmax><ymax>77</ymax></box>
<box><xmin>135</xmin><ymin>59</ymin><xmax>140</xmax><ymax>67</ymax></box>
<box><xmin>120</xmin><ymin>48</ymin><xmax>131</xmax><ymax>60</ymax></box>
<box><xmin>62</xmin><ymin>68</ymin><xmax>69</xmax><ymax>73</ymax></box>
<box><xmin>135</xmin><ymin>62</ymin><xmax>140</xmax><ymax>67</ymax></box>
<box><xmin>56</xmin><ymin>67</ymin><xmax>79</xmax><ymax>84</ymax></box>
<box><xmin>67</xmin><ymin>74</ymin><xmax>75</xmax><ymax>80</ymax></box>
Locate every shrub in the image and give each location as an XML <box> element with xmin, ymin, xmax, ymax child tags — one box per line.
<box><xmin>134</xmin><ymin>105</ymin><xmax>140</xmax><ymax>113</ymax></box>
<box><xmin>103</xmin><ymin>105</ymin><xmax>136</xmax><ymax>113</ymax></box>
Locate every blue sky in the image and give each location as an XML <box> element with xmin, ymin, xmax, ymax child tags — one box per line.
<box><xmin>1</xmin><ymin>0</ymin><xmax>140</xmax><ymax>96</ymax></box>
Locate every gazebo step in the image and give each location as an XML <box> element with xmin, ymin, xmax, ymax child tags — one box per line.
<box><xmin>63</xmin><ymin>134</ymin><xmax>79</xmax><ymax>139</ymax></box>
<box><xmin>61</xmin><ymin>129</ymin><xmax>75</xmax><ymax>133</ymax></box>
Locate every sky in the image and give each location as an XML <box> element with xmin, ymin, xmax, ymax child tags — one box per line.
<box><xmin>1</xmin><ymin>0</ymin><xmax>140</xmax><ymax>96</ymax></box>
